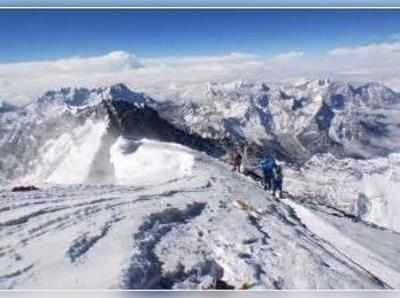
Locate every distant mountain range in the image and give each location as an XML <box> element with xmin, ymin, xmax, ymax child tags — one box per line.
<box><xmin>158</xmin><ymin>79</ymin><xmax>400</xmax><ymax>161</ymax></box>
<box><xmin>1</xmin><ymin>79</ymin><xmax>400</xmax><ymax>183</ymax></box>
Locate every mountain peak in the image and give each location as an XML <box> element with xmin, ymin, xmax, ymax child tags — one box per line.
<box><xmin>33</xmin><ymin>83</ymin><xmax>154</xmax><ymax>112</ymax></box>
<box><xmin>358</xmin><ymin>81</ymin><xmax>396</xmax><ymax>93</ymax></box>
<box><xmin>109</xmin><ymin>82</ymin><xmax>130</xmax><ymax>92</ymax></box>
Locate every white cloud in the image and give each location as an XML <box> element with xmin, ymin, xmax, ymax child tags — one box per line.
<box><xmin>0</xmin><ymin>51</ymin><xmax>142</xmax><ymax>105</ymax></box>
<box><xmin>329</xmin><ymin>42</ymin><xmax>400</xmax><ymax>58</ymax></box>
<box><xmin>1</xmin><ymin>41</ymin><xmax>400</xmax><ymax>106</ymax></box>
<box><xmin>323</xmin><ymin>42</ymin><xmax>400</xmax><ymax>89</ymax></box>
<box><xmin>271</xmin><ymin>51</ymin><xmax>304</xmax><ymax>62</ymax></box>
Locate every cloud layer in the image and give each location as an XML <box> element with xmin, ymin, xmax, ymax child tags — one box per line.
<box><xmin>1</xmin><ymin>41</ymin><xmax>400</xmax><ymax>106</ymax></box>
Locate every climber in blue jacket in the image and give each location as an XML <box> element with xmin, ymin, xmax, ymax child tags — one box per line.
<box><xmin>256</xmin><ymin>156</ymin><xmax>276</xmax><ymax>191</ymax></box>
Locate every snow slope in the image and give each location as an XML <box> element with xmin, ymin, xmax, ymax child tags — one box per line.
<box><xmin>286</xmin><ymin>153</ymin><xmax>400</xmax><ymax>233</ymax></box>
<box><xmin>285</xmin><ymin>199</ymin><xmax>400</xmax><ymax>288</ymax></box>
<box><xmin>20</xmin><ymin>119</ymin><xmax>108</xmax><ymax>185</ymax></box>
<box><xmin>110</xmin><ymin>138</ymin><xmax>194</xmax><ymax>186</ymax></box>
<box><xmin>0</xmin><ymin>139</ymin><xmax>397</xmax><ymax>289</ymax></box>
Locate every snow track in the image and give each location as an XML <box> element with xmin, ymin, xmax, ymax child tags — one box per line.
<box><xmin>121</xmin><ymin>202</ymin><xmax>207</xmax><ymax>289</ymax></box>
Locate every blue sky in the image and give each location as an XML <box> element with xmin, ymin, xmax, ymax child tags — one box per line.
<box><xmin>0</xmin><ymin>9</ymin><xmax>400</xmax><ymax>62</ymax></box>
<box><xmin>1</xmin><ymin>8</ymin><xmax>400</xmax><ymax>105</ymax></box>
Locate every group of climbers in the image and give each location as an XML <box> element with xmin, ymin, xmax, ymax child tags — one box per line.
<box><xmin>256</xmin><ymin>156</ymin><xmax>283</xmax><ymax>199</ymax></box>
<box><xmin>230</xmin><ymin>146</ymin><xmax>284</xmax><ymax>199</ymax></box>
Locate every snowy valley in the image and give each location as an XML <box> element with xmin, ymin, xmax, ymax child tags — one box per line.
<box><xmin>1</xmin><ymin>80</ymin><xmax>400</xmax><ymax>289</ymax></box>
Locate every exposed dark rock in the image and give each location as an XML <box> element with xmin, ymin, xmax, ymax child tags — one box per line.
<box><xmin>11</xmin><ymin>185</ymin><xmax>39</xmax><ymax>192</ymax></box>
<box><xmin>101</xmin><ymin>99</ymin><xmax>227</xmax><ymax>158</ymax></box>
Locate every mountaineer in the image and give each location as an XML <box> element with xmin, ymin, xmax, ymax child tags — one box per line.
<box><xmin>256</xmin><ymin>155</ymin><xmax>276</xmax><ymax>191</ymax></box>
<box><xmin>232</xmin><ymin>151</ymin><xmax>242</xmax><ymax>173</ymax></box>
<box><xmin>272</xmin><ymin>163</ymin><xmax>284</xmax><ymax>199</ymax></box>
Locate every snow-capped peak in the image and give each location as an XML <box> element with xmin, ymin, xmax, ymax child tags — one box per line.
<box><xmin>351</xmin><ymin>81</ymin><xmax>399</xmax><ymax>105</ymax></box>
<box><xmin>32</xmin><ymin>83</ymin><xmax>153</xmax><ymax>113</ymax></box>
<box><xmin>289</xmin><ymin>78</ymin><xmax>331</xmax><ymax>89</ymax></box>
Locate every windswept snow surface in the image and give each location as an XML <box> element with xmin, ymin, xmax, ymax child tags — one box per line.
<box><xmin>1</xmin><ymin>140</ymin><xmax>398</xmax><ymax>289</ymax></box>
<box><xmin>110</xmin><ymin>138</ymin><xmax>194</xmax><ymax>186</ymax></box>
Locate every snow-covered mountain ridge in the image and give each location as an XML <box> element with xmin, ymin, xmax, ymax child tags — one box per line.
<box><xmin>0</xmin><ymin>83</ymin><xmax>224</xmax><ymax>185</ymax></box>
<box><xmin>3</xmin><ymin>79</ymin><xmax>399</xmax><ymax>169</ymax></box>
